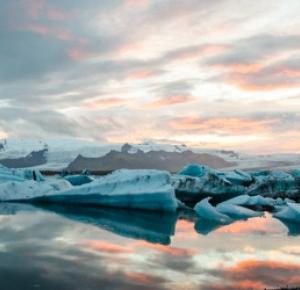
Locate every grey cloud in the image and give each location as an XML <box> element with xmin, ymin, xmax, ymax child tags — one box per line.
<box><xmin>206</xmin><ymin>34</ymin><xmax>300</xmax><ymax>66</ymax></box>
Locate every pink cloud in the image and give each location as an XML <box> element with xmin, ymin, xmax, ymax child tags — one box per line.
<box><xmin>135</xmin><ymin>241</ymin><xmax>197</xmax><ymax>256</ymax></box>
<box><xmin>148</xmin><ymin>95</ymin><xmax>194</xmax><ymax>108</ymax></box>
<box><xmin>82</xmin><ymin>98</ymin><xmax>128</xmax><ymax>109</ymax></box>
<box><xmin>82</xmin><ymin>240</ymin><xmax>134</xmax><ymax>254</ymax></box>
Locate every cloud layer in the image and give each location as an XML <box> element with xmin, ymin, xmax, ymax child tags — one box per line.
<box><xmin>1</xmin><ymin>0</ymin><xmax>300</xmax><ymax>153</ymax></box>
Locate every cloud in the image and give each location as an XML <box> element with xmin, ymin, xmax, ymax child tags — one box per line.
<box><xmin>148</xmin><ymin>95</ymin><xmax>194</xmax><ymax>108</ymax></box>
<box><xmin>206</xmin><ymin>34</ymin><xmax>300</xmax><ymax>90</ymax></box>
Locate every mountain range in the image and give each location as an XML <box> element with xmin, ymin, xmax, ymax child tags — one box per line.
<box><xmin>0</xmin><ymin>138</ymin><xmax>300</xmax><ymax>172</ymax></box>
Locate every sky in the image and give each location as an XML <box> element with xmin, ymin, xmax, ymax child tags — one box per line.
<box><xmin>0</xmin><ymin>0</ymin><xmax>300</xmax><ymax>153</ymax></box>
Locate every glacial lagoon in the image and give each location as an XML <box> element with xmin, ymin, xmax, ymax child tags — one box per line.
<box><xmin>0</xmin><ymin>203</ymin><xmax>300</xmax><ymax>290</ymax></box>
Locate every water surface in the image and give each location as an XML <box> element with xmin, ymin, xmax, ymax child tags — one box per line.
<box><xmin>0</xmin><ymin>203</ymin><xmax>300</xmax><ymax>290</ymax></box>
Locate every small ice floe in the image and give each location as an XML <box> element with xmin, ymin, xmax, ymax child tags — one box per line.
<box><xmin>194</xmin><ymin>197</ymin><xmax>232</xmax><ymax>224</ymax></box>
<box><xmin>216</xmin><ymin>203</ymin><xmax>263</xmax><ymax>219</ymax></box>
<box><xmin>194</xmin><ymin>196</ymin><xmax>263</xmax><ymax>225</ymax></box>
<box><xmin>64</xmin><ymin>174</ymin><xmax>94</xmax><ymax>186</ymax></box>
<box><xmin>221</xmin><ymin>194</ymin><xmax>275</xmax><ymax>209</ymax></box>
<box><xmin>274</xmin><ymin>203</ymin><xmax>300</xmax><ymax>223</ymax></box>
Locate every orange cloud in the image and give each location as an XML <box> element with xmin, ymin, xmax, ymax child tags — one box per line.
<box><xmin>148</xmin><ymin>95</ymin><xmax>194</xmax><ymax>108</ymax></box>
<box><xmin>168</xmin><ymin>116</ymin><xmax>276</xmax><ymax>135</ymax></box>
<box><xmin>213</xmin><ymin>63</ymin><xmax>263</xmax><ymax>74</ymax></box>
<box><xmin>82</xmin><ymin>240</ymin><xmax>134</xmax><ymax>254</ymax></box>
<box><xmin>83</xmin><ymin>97</ymin><xmax>128</xmax><ymax>109</ymax></box>
<box><xmin>126</xmin><ymin>70</ymin><xmax>156</xmax><ymax>79</ymax></box>
<box><xmin>216</xmin><ymin>215</ymin><xmax>284</xmax><ymax>234</ymax></box>
<box><xmin>135</xmin><ymin>241</ymin><xmax>197</xmax><ymax>256</ymax></box>
<box><xmin>175</xmin><ymin>219</ymin><xmax>199</xmax><ymax>239</ymax></box>
<box><xmin>124</xmin><ymin>272</ymin><xmax>158</xmax><ymax>284</ymax></box>
<box><xmin>205</xmin><ymin>260</ymin><xmax>300</xmax><ymax>290</ymax></box>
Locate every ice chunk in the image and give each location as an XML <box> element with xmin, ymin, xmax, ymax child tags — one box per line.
<box><xmin>274</xmin><ymin>203</ymin><xmax>300</xmax><ymax>223</ymax></box>
<box><xmin>221</xmin><ymin>194</ymin><xmax>275</xmax><ymax>207</ymax></box>
<box><xmin>217</xmin><ymin>169</ymin><xmax>253</xmax><ymax>186</ymax></box>
<box><xmin>64</xmin><ymin>174</ymin><xmax>94</xmax><ymax>186</ymax></box>
<box><xmin>247</xmin><ymin>171</ymin><xmax>298</xmax><ymax>198</ymax></box>
<box><xmin>174</xmin><ymin>164</ymin><xmax>245</xmax><ymax>200</ymax></box>
<box><xmin>0</xmin><ymin>179</ymin><xmax>72</xmax><ymax>201</ymax></box>
<box><xmin>178</xmin><ymin>164</ymin><xmax>213</xmax><ymax>177</ymax></box>
<box><xmin>0</xmin><ymin>169</ymin><xmax>178</xmax><ymax>212</ymax></box>
<box><xmin>194</xmin><ymin>197</ymin><xmax>232</xmax><ymax>224</ymax></box>
<box><xmin>0</xmin><ymin>165</ymin><xmax>45</xmax><ymax>183</ymax></box>
<box><xmin>216</xmin><ymin>203</ymin><xmax>263</xmax><ymax>219</ymax></box>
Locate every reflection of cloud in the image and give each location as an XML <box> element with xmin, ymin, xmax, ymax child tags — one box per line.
<box><xmin>82</xmin><ymin>240</ymin><xmax>134</xmax><ymax>254</ymax></box>
<box><xmin>135</xmin><ymin>241</ymin><xmax>197</xmax><ymax>256</ymax></box>
<box><xmin>216</xmin><ymin>215</ymin><xmax>285</xmax><ymax>234</ymax></box>
<box><xmin>124</xmin><ymin>272</ymin><xmax>165</xmax><ymax>285</ymax></box>
<box><xmin>202</xmin><ymin>260</ymin><xmax>300</xmax><ymax>290</ymax></box>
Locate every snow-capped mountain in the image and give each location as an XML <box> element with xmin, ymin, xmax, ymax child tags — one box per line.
<box><xmin>0</xmin><ymin>138</ymin><xmax>300</xmax><ymax>171</ymax></box>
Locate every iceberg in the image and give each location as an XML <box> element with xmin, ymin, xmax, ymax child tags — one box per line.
<box><xmin>194</xmin><ymin>198</ymin><xmax>232</xmax><ymax>224</ymax></box>
<box><xmin>64</xmin><ymin>174</ymin><xmax>94</xmax><ymax>186</ymax></box>
<box><xmin>217</xmin><ymin>170</ymin><xmax>253</xmax><ymax>186</ymax></box>
<box><xmin>274</xmin><ymin>203</ymin><xmax>300</xmax><ymax>223</ymax></box>
<box><xmin>0</xmin><ymin>179</ymin><xmax>72</xmax><ymax>201</ymax></box>
<box><xmin>247</xmin><ymin>171</ymin><xmax>298</xmax><ymax>198</ymax></box>
<box><xmin>174</xmin><ymin>164</ymin><xmax>245</xmax><ymax>202</ymax></box>
<box><xmin>0</xmin><ymin>165</ymin><xmax>45</xmax><ymax>183</ymax></box>
<box><xmin>216</xmin><ymin>203</ymin><xmax>263</xmax><ymax>219</ymax></box>
<box><xmin>0</xmin><ymin>169</ymin><xmax>179</xmax><ymax>212</ymax></box>
<box><xmin>221</xmin><ymin>194</ymin><xmax>275</xmax><ymax>208</ymax></box>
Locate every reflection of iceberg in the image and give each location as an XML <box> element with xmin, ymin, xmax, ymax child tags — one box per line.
<box><xmin>0</xmin><ymin>202</ymin><xmax>36</xmax><ymax>215</ymax></box>
<box><xmin>275</xmin><ymin>218</ymin><xmax>300</xmax><ymax>236</ymax></box>
<box><xmin>194</xmin><ymin>218</ymin><xmax>227</xmax><ymax>235</ymax></box>
<box><xmin>38</xmin><ymin>204</ymin><xmax>178</xmax><ymax>245</ymax></box>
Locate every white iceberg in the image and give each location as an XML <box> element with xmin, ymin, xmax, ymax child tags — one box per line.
<box><xmin>0</xmin><ymin>179</ymin><xmax>72</xmax><ymax>201</ymax></box>
<box><xmin>0</xmin><ymin>165</ymin><xmax>45</xmax><ymax>183</ymax></box>
<box><xmin>0</xmin><ymin>169</ymin><xmax>178</xmax><ymax>212</ymax></box>
<box><xmin>194</xmin><ymin>197</ymin><xmax>232</xmax><ymax>224</ymax></box>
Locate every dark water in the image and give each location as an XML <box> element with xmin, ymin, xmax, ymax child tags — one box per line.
<box><xmin>0</xmin><ymin>203</ymin><xmax>300</xmax><ymax>290</ymax></box>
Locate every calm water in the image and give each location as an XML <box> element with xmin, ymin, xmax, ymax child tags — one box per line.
<box><xmin>0</xmin><ymin>203</ymin><xmax>300</xmax><ymax>290</ymax></box>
